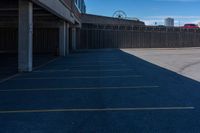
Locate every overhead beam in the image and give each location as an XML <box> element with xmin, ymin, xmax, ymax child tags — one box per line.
<box><xmin>31</xmin><ymin>0</ymin><xmax>75</xmax><ymax>23</ymax></box>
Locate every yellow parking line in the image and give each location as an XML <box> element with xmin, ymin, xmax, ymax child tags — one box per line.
<box><xmin>0</xmin><ymin>74</ymin><xmax>20</xmax><ymax>84</ymax></box>
<box><xmin>33</xmin><ymin>58</ymin><xmax>61</xmax><ymax>71</ymax></box>
<box><xmin>0</xmin><ymin>107</ymin><xmax>195</xmax><ymax>114</ymax></box>
<box><xmin>69</xmin><ymin>64</ymin><xmax>127</xmax><ymax>67</ymax></box>
<box><xmin>34</xmin><ymin>69</ymin><xmax>134</xmax><ymax>73</ymax></box>
<box><xmin>64</xmin><ymin>61</ymin><xmax>122</xmax><ymax>63</ymax></box>
<box><xmin>70</xmin><ymin>69</ymin><xmax>134</xmax><ymax>72</ymax></box>
<box><xmin>13</xmin><ymin>75</ymin><xmax>143</xmax><ymax>80</ymax></box>
<box><xmin>0</xmin><ymin>86</ymin><xmax>160</xmax><ymax>92</ymax></box>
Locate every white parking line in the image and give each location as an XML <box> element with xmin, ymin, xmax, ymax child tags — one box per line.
<box><xmin>0</xmin><ymin>107</ymin><xmax>195</xmax><ymax>114</ymax></box>
<box><xmin>13</xmin><ymin>75</ymin><xmax>143</xmax><ymax>80</ymax></box>
<box><xmin>0</xmin><ymin>86</ymin><xmax>160</xmax><ymax>92</ymax></box>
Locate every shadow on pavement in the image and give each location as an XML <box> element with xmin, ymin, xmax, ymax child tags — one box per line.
<box><xmin>0</xmin><ymin>53</ymin><xmax>58</xmax><ymax>81</ymax></box>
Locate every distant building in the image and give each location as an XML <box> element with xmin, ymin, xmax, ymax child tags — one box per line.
<box><xmin>198</xmin><ymin>22</ymin><xmax>200</xmax><ymax>27</ymax></box>
<box><xmin>165</xmin><ymin>18</ymin><xmax>174</xmax><ymax>27</ymax></box>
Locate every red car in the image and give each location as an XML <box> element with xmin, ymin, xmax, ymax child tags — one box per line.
<box><xmin>183</xmin><ymin>24</ymin><xmax>199</xmax><ymax>29</ymax></box>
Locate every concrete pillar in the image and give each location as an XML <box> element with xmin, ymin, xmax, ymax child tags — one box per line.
<box><xmin>65</xmin><ymin>23</ymin><xmax>69</xmax><ymax>55</ymax></box>
<box><xmin>18</xmin><ymin>0</ymin><xmax>33</xmax><ymax>72</ymax></box>
<box><xmin>59</xmin><ymin>22</ymin><xmax>70</xmax><ymax>56</ymax></box>
<box><xmin>59</xmin><ymin>21</ymin><xmax>67</xmax><ymax>56</ymax></box>
<box><xmin>72</xmin><ymin>27</ymin><xmax>76</xmax><ymax>51</ymax></box>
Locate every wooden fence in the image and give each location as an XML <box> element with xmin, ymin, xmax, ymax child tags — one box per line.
<box><xmin>79</xmin><ymin>26</ymin><xmax>200</xmax><ymax>49</ymax></box>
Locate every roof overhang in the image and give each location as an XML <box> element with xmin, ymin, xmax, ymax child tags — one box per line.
<box><xmin>31</xmin><ymin>0</ymin><xmax>75</xmax><ymax>24</ymax></box>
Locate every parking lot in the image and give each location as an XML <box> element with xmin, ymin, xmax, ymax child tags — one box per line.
<box><xmin>0</xmin><ymin>49</ymin><xmax>200</xmax><ymax>133</ymax></box>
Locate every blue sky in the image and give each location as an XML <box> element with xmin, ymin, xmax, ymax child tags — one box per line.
<box><xmin>85</xmin><ymin>0</ymin><xmax>200</xmax><ymax>26</ymax></box>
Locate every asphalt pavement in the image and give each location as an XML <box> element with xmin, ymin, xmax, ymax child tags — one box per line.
<box><xmin>0</xmin><ymin>49</ymin><xmax>200</xmax><ymax>133</ymax></box>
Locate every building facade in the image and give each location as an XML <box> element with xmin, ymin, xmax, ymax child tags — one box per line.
<box><xmin>165</xmin><ymin>18</ymin><xmax>174</xmax><ymax>27</ymax></box>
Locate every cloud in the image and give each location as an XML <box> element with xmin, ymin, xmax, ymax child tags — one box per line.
<box><xmin>187</xmin><ymin>20</ymin><xmax>200</xmax><ymax>25</ymax></box>
<box><xmin>145</xmin><ymin>16</ymin><xmax>200</xmax><ymax>19</ymax></box>
<box><xmin>192</xmin><ymin>20</ymin><xmax>200</xmax><ymax>23</ymax></box>
<box><xmin>143</xmin><ymin>19</ymin><xmax>177</xmax><ymax>25</ymax></box>
<box><xmin>143</xmin><ymin>20</ymin><xmax>164</xmax><ymax>25</ymax></box>
<box><xmin>143</xmin><ymin>19</ymin><xmax>186</xmax><ymax>26</ymax></box>
<box><xmin>142</xmin><ymin>16</ymin><xmax>200</xmax><ymax>26</ymax></box>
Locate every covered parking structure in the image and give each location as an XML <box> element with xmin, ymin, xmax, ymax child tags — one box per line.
<box><xmin>0</xmin><ymin>0</ymin><xmax>80</xmax><ymax>80</ymax></box>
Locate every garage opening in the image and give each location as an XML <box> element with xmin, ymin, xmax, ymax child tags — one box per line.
<box><xmin>0</xmin><ymin>0</ymin><xmax>18</xmax><ymax>80</ymax></box>
<box><xmin>0</xmin><ymin>1</ymin><xmax>60</xmax><ymax>81</ymax></box>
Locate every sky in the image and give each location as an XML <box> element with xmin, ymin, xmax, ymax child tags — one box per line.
<box><xmin>85</xmin><ymin>0</ymin><xmax>200</xmax><ymax>26</ymax></box>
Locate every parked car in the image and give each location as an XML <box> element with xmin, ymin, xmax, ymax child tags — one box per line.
<box><xmin>183</xmin><ymin>24</ymin><xmax>199</xmax><ymax>29</ymax></box>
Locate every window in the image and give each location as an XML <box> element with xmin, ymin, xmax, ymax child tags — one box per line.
<box><xmin>74</xmin><ymin>0</ymin><xmax>86</xmax><ymax>13</ymax></box>
<box><xmin>75</xmin><ymin>0</ymin><xmax>78</xmax><ymax>5</ymax></box>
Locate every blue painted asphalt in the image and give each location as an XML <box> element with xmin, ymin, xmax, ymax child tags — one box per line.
<box><xmin>0</xmin><ymin>49</ymin><xmax>200</xmax><ymax>133</ymax></box>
